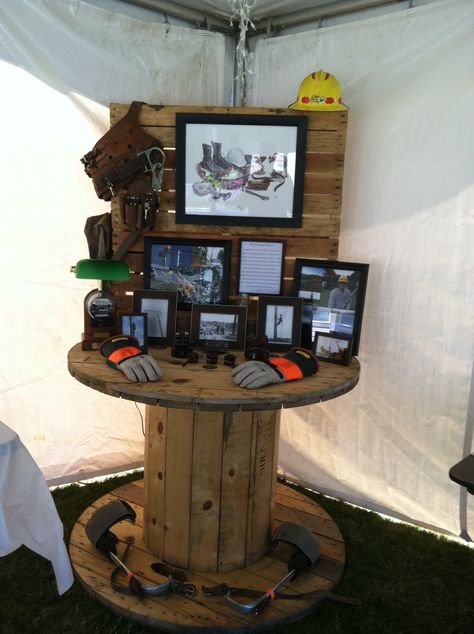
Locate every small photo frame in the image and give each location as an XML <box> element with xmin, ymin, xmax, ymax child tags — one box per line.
<box><xmin>238</xmin><ymin>239</ymin><xmax>285</xmax><ymax>296</ymax></box>
<box><xmin>190</xmin><ymin>304</ymin><xmax>247</xmax><ymax>351</ymax></box>
<box><xmin>132</xmin><ymin>290</ymin><xmax>177</xmax><ymax>346</ymax></box>
<box><xmin>256</xmin><ymin>296</ymin><xmax>302</xmax><ymax>352</ymax></box>
<box><xmin>313</xmin><ymin>333</ymin><xmax>353</xmax><ymax>365</ymax></box>
<box><xmin>119</xmin><ymin>313</ymin><xmax>148</xmax><ymax>352</ymax></box>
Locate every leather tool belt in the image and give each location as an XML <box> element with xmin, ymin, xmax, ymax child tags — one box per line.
<box><xmin>81</xmin><ymin>101</ymin><xmax>164</xmax><ymax>201</ymax></box>
<box><xmin>81</xmin><ymin>101</ymin><xmax>166</xmax><ymax>259</ymax></box>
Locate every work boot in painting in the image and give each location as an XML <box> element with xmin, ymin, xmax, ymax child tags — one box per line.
<box><xmin>198</xmin><ymin>143</ymin><xmax>229</xmax><ymax>178</ymax></box>
<box><xmin>212</xmin><ymin>141</ymin><xmax>234</xmax><ymax>170</ymax></box>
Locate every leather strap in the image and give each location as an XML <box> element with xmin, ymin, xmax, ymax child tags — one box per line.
<box><xmin>202</xmin><ymin>582</ymin><xmax>361</xmax><ymax>606</ymax></box>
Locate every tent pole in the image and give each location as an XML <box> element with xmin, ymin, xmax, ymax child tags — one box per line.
<box><xmin>116</xmin><ymin>0</ymin><xmax>233</xmax><ymax>32</ymax></box>
<box><xmin>254</xmin><ymin>0</ymin><xmax>405</xmax><ymax>31</ymax></box>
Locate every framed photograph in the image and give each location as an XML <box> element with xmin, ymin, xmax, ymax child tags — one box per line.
<box><xmin>132</xmin><ymin>290</ymin><xmax>177</xmax><ymax>346</ymax></box>
<box><xmin>175</xmin><ymin>113</ymin><xmax>307</xmax><ymax>228</ymax></box>
<box><xmin>143</xmin><ymin>237</ymin><xmax>231</xmax><ymax>309</ymax></box>
<box><xmin>237</xmin><ymin>239</ymin><xmax>285</xmax><ymax>296</ymax></box>
<box><xmin>292</xmin><ymin>259</ymin><xmax>369</xmax><ymax>356</ymax></box>
<box><xmin>256</xmin><ymin>296</ymin><xmax>303</xmax><ymax>352</ymax></box>
<box><xmin>313</xmin><ymin>333</ymin><xmax>353</xmax><ymax>366</ymax></box>
<box><xmin>190</xmin><ymin>304</ymin><xmax>247</xmax><ymax>351</ymax></box>
<box><xmin>118</xmin><ymin>312</ymin><xmax>148</xmax><ymax>352</ymax></box>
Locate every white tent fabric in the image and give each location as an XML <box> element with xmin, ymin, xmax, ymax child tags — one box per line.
<box><xmin>0</xmin><ymin>0</ymin><xmax>231</xmax><ymax>484</ymax></box>
<box><xmin>250</xmin><ymin>0</ymin><xmax>474</xmax><ymax>535</ymax></box>
<box><xmin>0</xmin><ymin>0</ymin><xmax>472</xmax><ymax>538</ymax></box>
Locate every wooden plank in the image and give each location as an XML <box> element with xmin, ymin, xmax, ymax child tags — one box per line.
<box><xmin>304</xmin><ymin>152</ymin><xmax>345</xmax><ymax>174</ymax></box>
<box><xmin>269</xmin><ymin>411</ymin><xmax>281</xmax><ymax>533</ymax></box>
<box><xmin>246</xmin><ymin>410</ymin><xmax>278</xmax><ymax>564</ymax></box>
<box><xmin>119</xmin><ymin>236</ymin><xmax>339</xmax><ymax>276</ymax></box>
<box><xmin>218</xmin><ymin>410</ymin><xmax>254</xmax><ymax>570</ymax></box>
<box><xmin>304</xmin><ymin>174</ymin><xmax>342</xmax><ymax>196</ymax></box>
<box><xmin>134</xmin><ymin>125</ymin><xmax>345</xmax><ymax>155</ymax></box>
<box><xmin>188</xmin><ymin>410</ymin><xmax>224</xmax><ymax>571</ymax></box>
<box><xmin>111</xmin><ymin>197</ymin><xmax>342</xmax><ymax>224</ymax></box>
<box><xmin>143</xmin><ymin>405</ymin><xmax>167</xmax><ymax>556</ymax></box>
<box><xmin>136</xmin><ymin>150</ymin><xmax>344</xmax><ymax>175</ymax></box>
<box><xmin>110</xmin><ymin>102</ymin><xmax>348</xmax><ymax>132</ymax></box>
<box><xmin>120</xmin><ymin>169</ymin><xmax>342</xmax><ymax>196</ymax></box>
<box><xmin>111</xmin><ymin>192</ymin><xmax>342</xmax><ymax>223</ymax></box>
<box><xmin>161</xmin><ymin>407</ymin><xmax>194</xmax><ymax>568</ymax></box>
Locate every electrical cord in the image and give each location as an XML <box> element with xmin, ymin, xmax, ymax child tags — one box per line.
<box><xmin>134</xmin><ymin>401</ymin><xmax>145</xmax><ymax>436</ymax></box>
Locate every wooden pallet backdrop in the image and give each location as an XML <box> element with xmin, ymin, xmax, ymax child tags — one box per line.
<box><xmin>109</xmin><ymin>104</ymin><xmax>347</xmax><ymax>327</ymax></box>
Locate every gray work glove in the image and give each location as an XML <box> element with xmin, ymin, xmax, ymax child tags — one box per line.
<box><xmin>99</xmin><ymin>335</ymin><xmax>162</xmax><ymax>383</ymax></box>
<box><xmin>232</xmin><ymin>348</ymin><xmax>319</xmax><ymax>390</ymax></box>
<box><xmin>231</xmin><ymin>361</ymin><xmax>282</xmax><ymax>389</ymax></box>
<box><xmin>118</xmin><ymin>354</ymin><xmax>162</xmax><ymax>383</ymax></box>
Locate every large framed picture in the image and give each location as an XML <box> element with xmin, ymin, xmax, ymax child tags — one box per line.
<box><xmin>237</xmin><ymin>239</ymin><xmax>285</xmax><ymax>296</ymax></box>
<box><xmin>313</xmin><ymin>333</ymin><xmax>353</xmax><ymax>366</ymax></box>
<box><xmin>132</xmin><ymin>290</ymin><xmax>177</xmax><ymax>346</ymax></box>
<box><xmin>292</xmin><ymin>259</ymin><xmax>369</xmax><ymax>356</ymax></box>
<box><xmin>190</xmin><ymin>304</ymin><xmax>247</xmax><ymax>351</ymax></box>
<box><xmin>143</xmin><ymin>237</ymin><xmax>231</xmax><ymax>309</ymax></box>
<box><xmin>118</xmin><ymin>312</ymin><xmax>148</xmax><ymax>352</ymax></box>
<box><xmin>256</xmin><ymin>296</ymin><xmax>303</xmax><ymax>352</ymax></box>
<box><xmin>175</xmin><ymin>113</ymin><xmax>307</xmax><ymax>228</ymax></box>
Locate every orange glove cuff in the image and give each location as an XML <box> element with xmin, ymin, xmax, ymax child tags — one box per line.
<box><xmin>269</xmin><ymin>357</ymin><xmax>304</xmax><ymax>381</ymax></box>
<box><xmin>108</xmin><ymin>346</ymin><xmax>142</xmax><ymax>365</ymax></box>
<box><xmin>268</xmin><ymin>347</ymin><xmax>319</xmax><ymax>381</ymax></box>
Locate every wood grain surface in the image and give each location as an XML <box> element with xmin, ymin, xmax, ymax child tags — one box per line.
<box><xmin>70</xmin><ymin>480</ymin><xmax>345</xmax><ymax>633</ymax></box>
<box><xmin>68</xmin><ymin>343</ymin><xmax>360</xmax><ymax>411</ymax></box>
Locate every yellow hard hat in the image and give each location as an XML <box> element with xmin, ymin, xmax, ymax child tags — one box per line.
<box><xmin>338</xmin><ymin>275</ymin><xmax>349</xmax><ymax>283</ymax></box>
<box><xmin>289</xmin><ymin>70</ymin><xmax>348</xmax><ymax>111</ymax></box>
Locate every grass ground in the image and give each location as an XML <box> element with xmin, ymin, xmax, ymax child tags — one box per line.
<box><xmin>1</xmin><ymin>471</ymin><xmax>473</xmax><ymax>633</ymax></box>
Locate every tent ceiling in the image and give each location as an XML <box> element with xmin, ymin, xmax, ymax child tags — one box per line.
<box><xmin>116</xmin><ymin>0</ymin><xmax>405</xmax><ymax>33</ymax></box>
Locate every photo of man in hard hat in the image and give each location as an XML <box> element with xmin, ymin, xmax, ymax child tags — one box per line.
<box><xmin>328</xmin><ymin>274</ymin><xmax>352</xmax><ymax>310</ymax></box>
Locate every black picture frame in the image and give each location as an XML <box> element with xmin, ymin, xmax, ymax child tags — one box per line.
<box><xmin>292</xmin><ymin>259</ymin><xmax>369</xmax><ymax>356</ymax></box>
<box><xmin>175</xmin><ymin>113</ymin><xmax>307</xmax><ymax>228</ymax></box>
<box><xmin>143</xmin><ymin>237</ymin><xmax>231</xmax><ymax>310</ymax></box>
<box><xmin>313</xmin><ymin>332</ymin><xmax>353</xmax><ymax>366</ymax></box>
<box><xmin>132</xmin><ymin>290</ymin><xmax>177</xmax><ymax>346</ymax></box>
<box><xmin>237</xmin><ymin>238</ymin><xmax>285</xmax><ymax>296</ymax></box>
<box><xmin>119</xmin><ymin>313</ymin><xmax>148</xmax><ymax>352</ymax></box>
<box><xmin>190</xmin><ymin>304</ymin><xmax>247</xmax><ymax>351</ymax></box>
<box><xmin>256</xmin><ymin>296</ymin><xmax>303</xmax><ymax>352</ymax></box>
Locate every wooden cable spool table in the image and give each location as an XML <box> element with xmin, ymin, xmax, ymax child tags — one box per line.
<box><xmin>68</xmin><ymin>343</ymin><xmax>360</xmax><ymax>631</ymax></box>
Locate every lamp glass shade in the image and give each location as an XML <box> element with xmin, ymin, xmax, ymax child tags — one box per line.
<box><xmin>74</xmin><ymin>259</ymin><xmax>130</xmax><ymax>281</ymax></box>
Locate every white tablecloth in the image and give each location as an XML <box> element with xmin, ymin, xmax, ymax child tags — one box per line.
<box><xmin>0</xmin><ymin>421</ymin><xmax>74</xmax><ymax>595</ymax></box>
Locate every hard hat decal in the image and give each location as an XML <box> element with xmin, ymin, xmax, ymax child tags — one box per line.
<box><xmin>289</xmin><ymin>69</ymin><xmax>348</xmax><ymax>111</ymax></box>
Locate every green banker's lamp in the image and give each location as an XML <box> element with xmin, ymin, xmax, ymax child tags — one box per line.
<box><xmin>71</xmin><ymin>259</ymin><xmax>130</xmax><ymax>351</ymax></box>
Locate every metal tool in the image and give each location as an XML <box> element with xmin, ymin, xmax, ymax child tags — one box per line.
<box><xmin>85</xmin><ymin>499</ymin><xmax>196</xmax><ymax>600</ymax></box>
<box><xmin>224</xmin><ymin>569</ymin><xmax>296</xmax><ymax>614</ymax></box>
<box><xmin>109</xmin><ymin>550</ymin><xmax>173</xmax><ymax>597</ymax></box>
<box><xmin>138</xmin><ymin>146</ymin><xmax>166</xmax><ymax>192</ymax></box>
<box><xmin>224</xmin><ymin>522</ymin><xmax>321</xmax><ymax>614</ymax></box>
